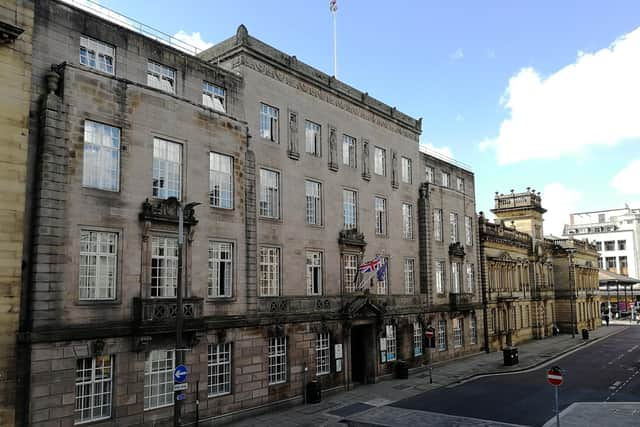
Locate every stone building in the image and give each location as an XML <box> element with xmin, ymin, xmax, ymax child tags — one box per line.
<box><xmin>16</xmin><ymin>1</ymin><xmax>482</xmax><ymax>426</ymax></box>
<box><xmin>480</xmin><ymin>189</ymin><xmax>600</xmax><ymax>353</ymax></box>
<box><xmin>0</xmin><ymin>0</ymin><xmax>33</xmax><ymax>425</ymax></box>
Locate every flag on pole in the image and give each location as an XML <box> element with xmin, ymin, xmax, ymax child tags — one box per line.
<box><xmin>376</xmin><ymin>263</ymin><xmax>387</xmax><ymax>282</ymax></box>
<box><xmin>330</xmin><ymin>0</ymin><xmax>337</xmax><ymax>12</ymax></box>
<box><xmin>358</xmin><ymin>257</ymin><xmax>381</xmax><ymax>274</ymax></box>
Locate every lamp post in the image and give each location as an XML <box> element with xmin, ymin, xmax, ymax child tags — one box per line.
<box><xmin>174</xmin><ymin>201</ymin><xmax>200</xmax><ymax>427</ymax></box>
<box><xmin>567</xmin><ymin>248</ymin><xmax>576</xmax><ymax>338</ymax></box>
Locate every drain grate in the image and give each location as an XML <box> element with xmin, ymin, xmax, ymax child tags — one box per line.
<box><xmin>328</xmin><ymin>402</ymin><xmax>374</xmax><ymax>417</ymax></box>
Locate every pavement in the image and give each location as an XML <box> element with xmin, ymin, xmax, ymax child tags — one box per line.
<box><xmin>225</xmin><ymin>325</ymin><xmax>627</xmax><ymax>427</ymax></box>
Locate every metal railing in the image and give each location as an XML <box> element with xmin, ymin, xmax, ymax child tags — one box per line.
<box><xmin>419</xmin><ymin>144</ymin><xmax>473</xmax><ymax>172</ymax></box>
<box><xmin>61</xmin><ymin>0</ymin><xmax>201</xmax><ymax>55</ymax></box>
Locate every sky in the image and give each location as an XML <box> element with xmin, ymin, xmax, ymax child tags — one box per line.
<box><xmin>76</xmin><ymin>0</ymin><xmax>640</xmax><ymax>236</ymax></box>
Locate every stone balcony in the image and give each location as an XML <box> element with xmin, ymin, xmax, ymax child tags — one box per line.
<box><xmin>449</xmin><ymin>293</ymin><xmax>474</xmax><ymax>311</ymax></box>
<box><xmin>134</xmin><ymin>297</ymin><xmax>204</xmax><ymax>322</ymax></box>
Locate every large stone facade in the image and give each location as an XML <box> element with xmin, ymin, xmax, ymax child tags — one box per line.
<box><xmin>0</xmin><ymin>1</ymin><xmax>33</xmax><ymax>425</ymax></box>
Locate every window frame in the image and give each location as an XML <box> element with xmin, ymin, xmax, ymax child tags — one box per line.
<box><xmin>465</xmin><ymin>216</ymin><xmax>473</xmax><ymax>246</ymax></box>
<box><xmin>401</xmin><ymin>156</ymin><xmax>412</xmax><ymax>184</ymax></box>
<box><xmin>435</xmin><ymin>260</ymin><xmax>446</xmax><ymax>294</ymax></box>
<box><xmin>75</xmin><ymin>355</ymin><xmax>113</xmax><ymax>424</ymax></box>
<box><xmin>376</xmin><ymin>256</ymin><xmax>389</xmax><ymax>295</ymax></box>
<box><xmin>268</xmin><ymin>336</ymin><xmax>287</xmax><ymax>385</ymax></box>
<box><xmin>306</xmin><ymin>250</ymin><xmax>323</xmax><ymax>296</ymax></box>
<box><xmin>374</xmin><ymin>196</ymin><xmax>387</xmax><ymax>236</ymax></box>
<box><xmin>404</xmin><ymin>258</ymin><xmax>415</xmax><ymax>295</ymax></box>
<box><xmin>441</xmin><ymin>171</ymin><xmax>450</xmax><ymax>187</ymax></box>
<box><xmin>82</xmin><ymin>120</ymin><xmax>121</xmax><ymax>192</ymax></box>
<box><xmin>374</xmin><ymin>146</ymin><xmax>386</xmax><ymax>176</ymax></box>
<box><xmin>386</xmin><ymin>324</ymin><xmax>397</xmax><ymax>362</ymax></box>
<box><xmin>259</xmin><ymin>246</ymin><xmax>281</xmax><ymax>297</ymax></box>
<box><xmin>342</xmin><ymin>134</ymin><xmax>357</xmax><ymax>168</ymax></box>
<box><xmin>413</xmin><ymin>322</ymin><xmax>423</xmax><ymax>357</ymax></box>
<box><xmin>202</xmin><ymin>81</ymin><xmax>226</xmax><ymax>113</ymax></box>
<box><xmin>343</xmin><ymin>253</ymin><xmax>359</xmax><ymax>293</ymax></box>
<box><xmin>209</xmin><ymin>152</ymin><xmax>234</xmax><ymax>209</ymax></box>
<box><xmin>144</xmin><ymin>350</ymin><xmax>175</xmax><ymax>410</ymax></box>
<box><xmin>305</xmin><ymin>179</ymin><xmax>323</xmax><ymax>226</ymax></box>
<box><xmin>343</xmin><ymin>188</ymin><xmax>358</xmax><ymax>230</ymax></box>
<box><xmin>152</xmin><ymin>137</ymin><xmax>182</xmax><ymax>200</ymax></box>
<box><xmin>437</xmin><ymin>320</ymin><xmax>447</xmax><ymax>351</ymax></box>
<box><xmin>259</xmin><ymin>168</ymin><xmax>281</xmax><ymax>219</ymax></box>
<box><xmin>451</xmin><ymin>262</ymin><xmax>461</xmax><ymax>293</ymax></box>
<box><xmin>450</xmin><ymin>212</ymin><xmax>459</xmax><ymax>243</ymax></box>
<box><xmin>147</xmin><ymin>60</ymin><xmax>176</xmax><ymax>94</ymax></box>
<box><xmin>208</xmin><ymin>240</ymin><xmax>234</xmax><ymax>298</ymax></box>
<box><xmin>466</xmin><ymin>263</ymin><xmax>474</xmax><ymax>293</ymax></box>
<box><xmin>260</xmin><ymin>103</ymin><xmax>280</xmax><ymax>142</ymax></box>
<box><xmin>453</xmin><ymin>318</ymin><xmax>464</xmax><ymax>348</ymax></box>
<box><xmin>79</xmin><ymin>230</ymin><xmax>118</xmax><ymax>301</ymax></box>
<box><xmin>425</xmin><ymin>166</ymin><xmax>434</xmax><ymax>183</ymax></box>
<box><xmin>402</xmin><ymin>203</ymin><xmax>414</xmax><ymax>239</ymax></box>
<box><xmin>150</xmin><ymin>236</ymin><xmax>178</xmax><ymax>298</ymax></box>
<box><xmin>316</xmin><ymin>333</ymin><xmax>330</xmax><ymax>376</ymax></box>
<box><xmin>208</xmin><ymin>343</ymin><xmax>232</xmax><ymax>397</ymax></box>
<box><xmin>79</xmin><ymin>35</ymin><xmax>115</xmax><ymax>75</ymax></box>
<box><xmin>305</xmin><ymin>120</ymin><xmax>322</xmax><ymax>156</ymax></box>
<box><xmin>434</xmin><ymin>208</ymin><xmax>443</xmax><ymax>241</ymax></box>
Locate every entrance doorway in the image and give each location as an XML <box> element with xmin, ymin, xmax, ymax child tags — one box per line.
<box><xmin>351</xmin><ymin>324</ymin><xmax>375</xmax><ymax>384</ymax></box>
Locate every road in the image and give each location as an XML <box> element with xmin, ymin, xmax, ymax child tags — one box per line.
<box><xmin>391</xmin><ymin>327</ymin><xmax>640</xmax><ymax>426</ymax></box>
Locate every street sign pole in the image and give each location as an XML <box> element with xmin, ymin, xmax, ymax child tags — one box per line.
<box><xmin>547</xmin><ymin>366</ymin><xmax>563</xmax><ymax>427</ymax></box>
<box><xmin>426</xmin><ymin>327</ymin><xmax>435</xmax><ymax>384</ymax></box>
<box><xmin>555</xmin><ymin>384</ymin><xmax>559</xmax><ymax>427</ymax></box>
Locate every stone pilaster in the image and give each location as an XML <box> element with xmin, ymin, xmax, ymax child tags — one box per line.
<box><xmin>245</xmin><ymin>145</ymin><xmax>257</xmax><ymax>312</ymax></box>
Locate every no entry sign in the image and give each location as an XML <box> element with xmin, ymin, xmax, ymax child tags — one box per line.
<box><xmin>547</xmin><ymin>367</ymin><xmax>563</xmax><ymax>386</ymax></box>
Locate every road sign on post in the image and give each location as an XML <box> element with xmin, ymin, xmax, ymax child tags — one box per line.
<box><xmin>174</xmin><ymin>364</ymin><xmax>188</xmax><ymax>384</ymax></box>
<box><xmin>547</xmin><ymin>367</ymin><xmax>563</xmax><ymax>386</ymax></box>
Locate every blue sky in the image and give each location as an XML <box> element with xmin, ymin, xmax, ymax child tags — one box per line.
<box><xmin>88</xmin><ymin>0</ymin><xmax>640</xmax><ymax>235</ymax></box>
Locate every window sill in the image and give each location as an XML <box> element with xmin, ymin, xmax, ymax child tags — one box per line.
<box><xmin>76</xmin><ymin>299</ymin><xmax>120</xmax><ymax>306</ymax></box>
<box><xmin>209</xmin><ymin>205</ymin><xmax>235</xmax><ymax>212</ymax></box>
<box><xmin>208</xmin><ymin>391</ymin><xmax>231</xmax><ymax>399</ymax></box>
<box><xmin>207</xmin><ymin>296</ymin><xmax>236</xmax><ymax>303</ymax></box>
<box><xmin>260</xmin><ymin>137</ymin><xmax>280</xmax><ymax>144</ymax></box>
<box><xmin>143</xmin><ymin>402</ymin><xmax>174</xmax><ymax>412</ymax></box>
<box><xmin>259</xmin><ymin>216</ymin><xmax>283</xmax><ymax>224</ymax></box>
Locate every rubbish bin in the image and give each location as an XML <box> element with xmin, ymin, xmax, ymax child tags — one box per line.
<box><xmin>581</xmin><ymin>329</ymin><xmax>589</xmax><ymax>340</ymax></box>
<box><xmin>306</xmin><ymin>380</ymin><xmax>321</xmax><ymax>404</ymax></box>
<box><xmin>503</xmin><ymin>347</ymin><xmax>519</xmax><ymax>366</ymax></box>
<box><xmin>394</xmin><ymin>360</ymin><xmax>409</xmax><ymax>379</ymax></box>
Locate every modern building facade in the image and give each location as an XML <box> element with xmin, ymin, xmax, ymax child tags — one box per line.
<box><xmin>16</xmin><ymin>1</ymin><xmax>484</xmax><ymax>426</ymax></box>
<box><xmin>0</xmin><ymin>1</ymin><xmax>33</xmax><ymax>425</ymax></box>
<box><xmin>564</xmin><ymin>207</ymin><xmax>640</xmax><ymax>278</ymax></box>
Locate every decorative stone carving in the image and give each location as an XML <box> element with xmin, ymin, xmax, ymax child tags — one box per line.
<box><xmin>362</xmin><ymin>140</ymin><xmax>371</xmax><ymax>180</ymax></box>
<box><xmin>419</xmin><ymin>182</ymin><xmax>428</xmax><ymax>199</ymax></box>
<box><xmin>91</xmin><ymin>339</ymin><xmax>105</xmax><ymax>356</ymax></box>
<box><xmin>338</xmin><ymin>229</ymin><xmax>366</xmax><ymax>247</ymax></box>
<box><xmin>269</xmin><ymin>299</ymin><xmax>288</xmax><ymax>312</ymax></box>
<box><xmin>315</xmin><ymin>299</ymin><xmax>331</xmax><ymax>310</ymax></box>
<box><xmin>328</xmin><ymin>126</ymin><xmax>338</xmax><ymax>171</ymax></box>
<box><xmin>287</xmin><ymin>110</ymin><xmax>300</xmax><ymax>160</ymax></box>
<box><xmin>391</xmin><ymin>151</ymin><xmax>398</xmax><ymax>188</ymax></box>
<box><xmin>45</xmin><ymin>70</ymin><xmax>60</xmax><ymax>94</ymax></box>
<box><xmin>139</xmin><ymin>197</ymin><xmax>198</xmax><ymax>225</ymax></box>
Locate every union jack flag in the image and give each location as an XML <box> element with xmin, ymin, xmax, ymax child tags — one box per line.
<box><xmin>329</xmin><ymin>0</ymin><xmax>337</xmax><ymax>12</ymax></box>
<box><xmin>358</xmin><ymin>257</ymin><xmax>381</xmax><ymax>274</ymax></box>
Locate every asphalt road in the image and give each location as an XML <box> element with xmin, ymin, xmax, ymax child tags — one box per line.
<box><xmin>392</xmin><ymin>327</ymin><xmax>640</xmax><ymax>426</ymax></box>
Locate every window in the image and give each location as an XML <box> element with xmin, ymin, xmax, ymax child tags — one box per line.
<box><xmin>83</xmin><ymin>120</ymin><xmax>120</xmax><ymax>191</ymax></box>
<box><xmin>202</xmin><ymin>81</ymin><xmax>226</xmax><ymax>113</ymax></box>
<box><xmin>450</xmin><ymin>212</ymin><xmax>459</xmax><ymax>243</ymax></box>
<box><xmin>268</xmin><ymin>336</ymin><xmax>287</xmax><ymax>384</ymax></box>
<box><xmin>259</xmin><ymin>247</ymin><xmax>280</xmax><ymax>297</ymax></box>
<box><xmin>402</xmin><ymin>203</ymin><xmax>414</xmax><ymax>239</ymax></box>
<box><xmin>144</xmin><ymin>350</ymin><xmax>174</xmax><ymax>410</ymax></box>
<box><xmin>305</xmin><ymin>121</ymin><xmax>321</xmax><ymax>156</ymax></box>
<box><xmin>151</xmin><ymin>237</ymin><xmax>178</xmax><ymax>298</ymax></box>
<box><xmin>401</xmin><ymin>157</ymin><xmax>412</xmax><ymax>183</ymax></box>
<box><xmin>209</xmin><ymin>153</ymin><xmax>233</xmax><ymax>209</ymax></box>
<box><xmin>595</xmin><ymin>241</ymin><xmax>602</xmax><ymax>251</ymax></box>
<box><xmin>413</xmin><ymin>322</ymin><xmax>423</xmax><ymax>357</ymax></box>
<box><xmin>343</xmin><ymin>254</ymin><xmax>358</xmax><ymax>293</ymax></box>
<box><xmin>305</xmin><ymin>180</ymin><xmax>322</xmax><ymax>226</ymax></box>
<box><xmin>453</xmin><ymin>318</ymin><xmax>463</xmax><ymax>347</ymax></box>
<box><xmin>79</xmin><ymin>230</ymin><xmax>117</xmax><ymax>300</ymax></box>
<box><xmin>259</xmin><ymin>169</ymin><xmax>280</xmax><ymax>219</ymax></box>
<box><xmin>598</xmin><ymin>257</ymin><xmax>603</xmax><ymax>269</ymax></box>
<box><xmin>374</xmin><ymin>147</ymin><xmax>386</xmax><ymax>175</ymax></box>
<box><xmin>466</xmin><ymin>264</ymin><xmax>474</xmax><ymax>293</ymax></box>
<box><xmin>620</xmin><ymin>256</ymin><xmax>628</xmax><ymax>276</ymax></box>
<box><xmin>618</xmin><ymin>240</ymin><xmax>627</xmax><ymax>250</ymax></box>
<box><xmin>470</xmin><ymin>315</ymin><xmax>477</xmax><ymax>345</ymax></box>
<box><xmin>437</xmin><ymin>320</ymin><xmax>447</xmax><ymax>351</ymax></box>
<box><xmin>259</xmin><ymin>103</ymin><xmax>279</xmax><ymax>142</ymax></box>
<box><xmin>465</xmin><ymin>216</ymin><xmax>473</xmax><ymax>246</ymax></box>
<box><xmin>598</xmin><ymin>213</ymin><xmax>606</xmax><ymax>223</ymax></box>
<box><xmin>604</xmin><ymin>241</ymin><xmax>615</xmax><ymax>251</ymax></box>
<box><xmin>208</xmin><ymin>343</ymin><xmax>231</xmax><ymax>397</ymax></box>
<box><xmin>376</xmin><ymin>257</ymin><xmax>388</xmax><ymax>295</ymax></box>
<box><xmin>316</xmin><ymin>333</ymin><xmax>330</xmax><ymax>376</ymax></box>
<box><xmin>374</xmin><ymin>196</ymin><xmax>387</xmax><ymax>235</ymax></box>
<box><xmin>451</xmin><ymin>262</ymin><xmax>461</xmax><ymax>293</ymax></box>
<box><xmin>79</xmin><ymin>36</ymin><xmax>114</xmax><ymax>74</ymax></box>
<box><xmin>386</xmin><ymin>325</ymin><xmax>396</xmax><ymax>361</ymax></box>
<box><xmin>306</xmin><ymin>251</ymin><xmax>323</xmax><ymax>296</ymax></box>
<box><xmin>441</xmin><ymin>171</ymin><xmax>450</xmax><ymax>187</ymax></box>
<box><xmin>152</xmin><ymin>138</ymin><xmax>182</xmax><ymax>200</ymax></box>
<box><xmin>434</xmin><ymin>209</ymin><xmax>443</xmax><ymax>241</ymax></box>
<box><xmin>605</xmin><ymin>257</ymin><xmax>616</xmax><ymax>273</ymax></box>
<box><xmin>75</xmin><ymin>355</ymin><xmax>113</xmax><ymax>423</ymax></box>
<box><xmin>491</xmin><ymin>308</ymin><xmax>497</xmax><ymax>333</ymax></box>
<box><xmin>425</xmin><ymin>166</ymin><xmax>434</xmax><ymax>183</ymax></box>
<box><xmin>343</xmin><ymin>189</ymin><xmax>358</xmax><ymax>230</ymax></box>
<box><xmin>342</xmin><ymin>134</ymin><xmax>356</xmax><ymax>167</ymax></box>
<box><xmin>404</xmin><ymin>258</ymin><xmax>415</xmax><ymax>295</ymax></box>
<box><xmin>436</xmin><ymin>261</ymin><xmax>445</xmax><ymax>294</ymax></box>
<box><xmin>208</xmin><ymin>241</ymin><xmax>233</xmax><ymax>298</ymax></box>
<box><xmin>456</xmin><ymin>176</ymin><xmax>464</xmax><ymax>192</ymax></box>
<box><xmin>147</xmin><ymin>60</ymin><xmax>175</xmax><ymax>93</ymax></box>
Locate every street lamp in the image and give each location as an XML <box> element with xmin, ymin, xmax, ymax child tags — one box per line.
<box><xmin>175</xmin><ymin>201</ymin><xmax>200</xmax><ymax>427</ymax></box>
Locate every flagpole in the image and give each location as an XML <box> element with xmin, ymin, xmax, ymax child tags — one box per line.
<box><xmin>332</xmin><ymin>9</ymin><xmax>337</xmax><ymax>78</ymax></box>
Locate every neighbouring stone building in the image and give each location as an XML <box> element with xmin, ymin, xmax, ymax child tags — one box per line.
<box><xmin>479</xmin><ymin>189</ymin><xmax>600</xmax><ymax>352</ymax></box>
<box><xmin>0</xmin><ymin>1</ymin><xmax>33</xmax><ymax>425</ymax></box>
<box><xmin>16</xmin><ymin>1</ymin><xmax>483</xmax><ymax>426</ymax></box>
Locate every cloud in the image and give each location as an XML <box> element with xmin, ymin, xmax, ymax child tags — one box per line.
<box><xmin>610</xmin><ymin>159</ymin><xmax>640</xmax><ymax>194</ymax></box>
<box><xmin>541</xmin><ymin>183</ymin><xmax>582</xmax><ymax>236</ymax></box>
<box><xmin>173</xmin><ymin>30</ymin><xmax>213</xmax><ymax>52</ymax></box>
<box><xmin>449</xmin><ymin>48</ymin><xmax>464</xmax><ymax>61</ymax></box>
<box><xmin>481</xmin><ymin>26</ymin><xmax>640</xmax><ymax>165</ymax></box>
<box><xmin>419</xmin><ymin>142</ymin><xmax>454</xmax><ymax>160</ymax></box>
